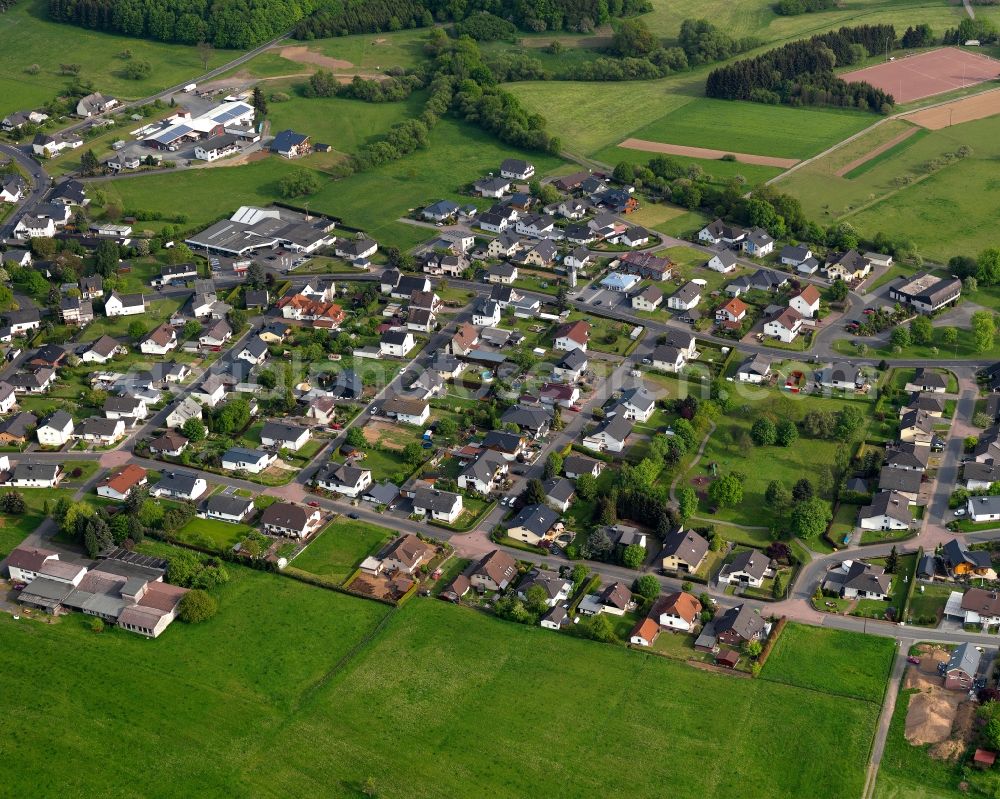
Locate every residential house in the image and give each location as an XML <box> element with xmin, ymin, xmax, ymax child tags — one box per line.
<box><xmin>967</xmin><ymin>495</ymin><xmax>1000</xmax><ymax>523</ymax></box>
<box><xmin>616</xmin><ymin>387</ymin><xmax>656</xmax><ymax>423</ymax></box>
<box><xmin>237</xmin><ymin>337</ymin><xmax>268</xmax><ymax>366</ymax></box>
<box><xmin>554</xmin><ymin>320</ymin><xmax>590</xmax><ymax>353</ymax></box>
<box><xmin>199</xmin><ymin>319</ymin><xmax>232</xmax><ymax>349</ymax></box>
<box><xmin>488</xmin><ymin>263</ymin><xmax>518</xmax><ymax>285</ymax></box>
<box><xmin>944</xmin><ymin>643</ymin><xmax>982</xmax><ymax>691</ymax></box>
<box><xmin>899</xmin><ymin>410</ymin><xmax>934</xmax><ymax>445</ymax></box>
<box><xmin>542</xmin><ymin>477</ymin><xmax>575</xmax><ymax>513</ymax></box>
<box><xmin>449</xmin><ymin>323</ymin><xmax>479</xmax><ymax>357</ymax></box>
<box><xmin>517</xmin><ymin>569</ymin><xmax>571</xmax><ymax>607</ymax></box>
<box><xmin>96</xmin><ymin>464</ymin><xmax>148</xmax><ymax>501</ymax></box>
<box><xmin>149</xmin><ymin>431</ymin><xmax>188</xmax><ymax>457</ymax></box>
<box><xmin>750</xmin><ymin>269</ymin><xmax>787</xmax><ymax>293</ymax></box>
<box><xmin>380</xmin><ymin>534</ymin><xmax>435</xmax><ymax>575</ymax></box>
<box><xmin>563</xmin><ymin>454</ymin><xmax>604</xmax><ymax>480</ymax></box>
<box><xmin>500</xmin><ymin>158</ymin><xmax>534</xmax><ymax>180</ymax></box>
<box><xmin>481</xmin><ymin>430</ymin><xmax>525</xmax><ymax>461</ymax></box>
<box><xmin>382</xmin><ymin>396</ymin><xmax>430</xmax><ymax>426</ymax></box>
<box><xmin>59</xmin><ymin>297</ymin><xmax>94</xmax><ymax>326</ymax></box>
<box><xmin>667</xmin><ymin>282</ymin><xmax>701</xmax><ymax>312</ymax></box>
<box><xmin>716</xmin><ymin>297</ymin><xmax>748</xmax><ymax>327</ymax></box>
<box><xmin>540</xmin><ymin>606</ymin><xmax>568</xmax><ymax>630</ymax></box>
<box><xmin>0</xmin><ymin>412</ymin><xmax>37</xmax><ymax>444</ymax></box>
<box><xmin>9</xmin><ymin>368</ymin><xmax>55</xmax><ymax>394</ymax></box>
<box><xmin>9</xmin><ymin>461</ymin><xmax>61</xmax><ymax>488</ymax></box>
<box><xmin>941</xmin><ymin>538</ymin><xmax>993</xmax><ymax>578</ymax></box>
<box><xmin>500</xmin><ymin>404</ymin><xmax>552</xmax><ymax>438</ymax></box>
<box><xmin>165</xmin><ymin>397</ymin><xmax>202</xmax><ymax>429</ymax></box>
<box><xmin>630</xmin><ymin>618</ymin><xmax>661</xmax><ymax>647</ymax></box>
<box><xmin>140</xmin><ymin>324</ymin><xmax>178</xmax><ymax>356</ymax></box>
<box><xmin>457</xmin><ymin>451</ymin><xmax>508</xmax><ymax>495</ymax></box>
<box><xmin>961</xmin><ymin>588</ymin><xmax>1000</xmax><ymax>627</ymax></box>
<box><xmin>764</xmin><ymin>307</ymin><xmax>803</xmax><ymax>343</ymax></box>
<box><xmin>6</xmin><ymin>308</ymin><xmax>40</xmax><ymax>336</ymax></box>
<box><xmin>885</xmin><ymin>441</ymin><xmax>930</xmax><ymax>472</ymax></box>
<box><xmin>258</xmin><ymin>322</ymin><xmax>289</xmax><ymax>344</ymax></box>
<box><xmin>472</xmin><ymin>299</ymin><xmax>502</xmax><ymax>327</ymax></box>
<box><xmin>780</xmin><ymin>244</ymin><xmax>812</xmax><ymax>267</ymax></box>
<box><xmin>82</xmin><ymin>335</ymin><xmax>121</xmax><ymax>364</ymax></box>
<box><xmin>470</xmin><ymin>549</ymin><xmax>517</xmax><ymax>592</ymax></box>
<box><xmin>75</xmin><ymin>417</ymin><xmax>126</xmax><ymax>445</ymax></box>
<box><xmin>712</xmin><ymin>604</ymin><xmax>766</xmax><ymax>648</ymax></box>
<box><xmin>261</xmin><ymin>421</ymin><xmax>310</xmax><ymax>452</ymax></box>
<box><xmin>660</xmin><ymin>527</ymin><xmax>709</xmax><ymax>574</ymax></box>
<box><xmin>964</xmin><ymin>461</ymin><xmax>1000</xmax><ymax>491</ymax></box>
<box><xmin>539</xmin><ymin>382</ymin><xmax>579</xmax><ymax>409</ymax></box>
<box><xmin>104</xmin><ymin>292</ymin><xmax>146</xmax><ymax>317</ymax></box>
<box><xmin>475</xmin><ymin>176</ymin><xmax>511</xmax><ymax>198</ymax></box>
<box><xmin>0</xmin><ymin>382</ymin><xmax>14</xmax><ymax>415</ymax></box>
<box><xmin>334</xmin><ymin>237</ymin><xmax>378</xmax><ymax>262</ymax></box>
<box><xmin>718</xmin><ymin>549</ymin><xmax>772</xmax><ymax>588</ymax></box>
<box><xmin>380</xmin><ymin>330</ymin><xmax>415</xmax><ymax>358</ymax></box>
<box><xmin>193</xmin><ymin>134</ymin><xmax>242</xmax><ymax>162</ymax></box>
<box><xmin>878</xmin><ymin>466</ymin><xmax>922</xmax><ymax>502</ymax></box>
<box><xmin>13</xmin><ymin>215</ymin><xmax>55</xmax><ymax>239</ymax></box>
<box><xmin>103</xmin><ymin>395</ymin><xmax>148</xmax><ymax>423</ymax></box>
<box><xmin>552</xmin><ymin>348</ymin><xmax>588</xmax><ymax>382</ymax></box>
<box><xmin>204</xmin><ymin>494</ymin><xmax>255</xmax><ymax>523</ymax></box>
<box><xmin>824</xmin><ymin>250</ymin><xmax>870</xmax><ymax>282</ymax></box>
<box><xmin>653</xmin><ymin>591</ymin><xmax>703</xmax><ymax>631</ymax></box>
<box><xmin>222</xmin><ymin>447</ymin><xmax>277</xmax><ymax>474</ymax></box>
<box><xmin>822</xmin><ymin>560</ymin><xmax>892</xmax><ymax>600</ymax></box>
<box><xmin>36</xmin><ymin>410</ymin><xmax>74</xmax><ymax>446</ymax></box>
<box><xmin>582</xmin><ymin>415</ymin><xmax>633</xmax><ymax>453</ymax></box>
<box><xmin>261</xmin><ymin>502</ymin><xmax>321</xmax><ymax>538</ymax></box>
<box><xmin>906</xmin><ymin>368</ymin><xmax>949</xmax><ymax>394</ymax></box>
<box><xmin>707</xmin><ymin>250</ymin><xmax>738</xmax><ymax>273</ymax></box>
<box><xmin>859</xmin><ymin>491</ymin><xmax>914</xmax><ymax>531</ymax></box>
<box><xmin>412</xmin><ymin>487</ymin><xmax>463</xmax><ymax>524</ymax></box>
<box><xmin>742</xmin><ymin>227</ymin><xmax>774</xmax><ymax>257</ymax></box>
<box><xmin>152</xmin><ymin>263</ymin><xmax>198</xmax><ymax>287</ymax></box>
<box><xmin>422</xmin><ymin>199</ymin><xmax>460</xmax><ymax>222</ymax></box>
<box><xmin>5</xmin><ymin>546</ymin><xmax>60</xmax><ymax>584</ymax></box>
<box><xmin>270</xmin><ymin>129</ymin><xmax>310</xmax><ymax>159</ymax></box>
<box><xmin>618</xmin><ymin>251</ymin><xmax>673</xmax><ymax>281</ymax></box>
<box><xmin>563</xmin><ymin>246</ymin><xmax>592</xmax><ymax>272</ymax></box>
<box><xmin>789</xmin><ymin>285</ymin><xmax>821</xmax><ymax>318</ymax></box>
<box><xmin>76</xmin><ymin>92</ymin><xmax>117</xmax><ymax>117</ymax></box>
<box><xmin>737</xmin><ymin>355</ymin><xmax>771</xmax><ymax>384</ymax></box>
<box><xmin>316</xmin><ymin>461</ymin><xmax>373</xmax><ymax>497</ymax></box>
<box><xmin>698</xmin><ymin>219</ymin><xmax>747</xmax><ymax>246</ymax></box>
<box><xmin>515</xmin><ymin>213</ymin><xmax>555</xmax><ymax>239</ymax></box>
<box><xmin>816</xmin><ymin>363</ymin><xmax>867</xmax><ymax>392</ymax></box>
<box><xmin>486</xmin><ymin>232</ymin><xmax>523</xmax><ymax>259</ymax></box>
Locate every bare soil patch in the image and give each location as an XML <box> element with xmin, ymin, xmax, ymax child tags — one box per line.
<box><xmin>903</xmin><ymin>87</ymin><xmax>1000</xmax><ymax>129</ymax></box>
<box><xmin>841</xmin><ymin>47</ymin><xmax>1000</xmax><ymax>104</ymax></box>
<box><xmin>361</xmin><ymin>419</ymin><xmax>405</xmax><ymax>450</ymax></box>
<box><xmin>279</xmin><ymin>45</ymin><xmax>353</xmax><ymax>70</ymax></box>
<box><xmin>904</xmin><ymin>650</ymin><xmax>972</xmax><ymax>756</ymax></box>
<box><xmin>834</xmin><ymin>126</ymin><xmax>918</xmax><ymax>176</ymax></box>
<box><xmin>619</xmin><ymin>138</ymin><xmax>799</xmax><ymax>169</ymax></box>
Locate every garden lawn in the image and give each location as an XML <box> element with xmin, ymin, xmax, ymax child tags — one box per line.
<box><xmin>686</xmin><ymin>391</ymin><xmax>873</xmax><ymax>528</ymax></box>
<box><xmin>173</xmin><ymin>516</ymin><xmax>254</xmax><ymax>552</ymax></box>
<box><xmin>0</xmin><ymin>0</ymin><xmax>238</xmax><ymax>118</ymax></box>
<box><xmin>760</xmin><ymin>623</ymin><xmax>895</xmax><ymax>703</ymax></box>
<box><xmin>292</xmin><ymin>518</ymin><xmax>395</xmax><ymax>582</ymax></box>
<box><xmin>79</xmin><ymin>298</ymin><xmax>184</xmax><ymax>342</ymax></box>
<box><xmin>0</xmin><ymin>488</ymin><xmax>76</xmax><ymax>559</ymax></box>
<box><xmin>907</xmin><ymin>583</ymin><xmax>954</xmax><ymax>626</ymax></box>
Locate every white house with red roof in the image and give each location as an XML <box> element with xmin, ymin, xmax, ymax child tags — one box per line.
<box><xmin>789</xmin><ymin>284</ymin><xmax>821</xmax><ymax>318</ymax></box>
<box><xmin>764</xmin><ymin>307</ymin><xmax>804</xmax><ymax>343</ymax></box>
<box><xmin>554</xmin><ymin>320</ymin><xmax>590</xmax><ymax>353</ymax></box>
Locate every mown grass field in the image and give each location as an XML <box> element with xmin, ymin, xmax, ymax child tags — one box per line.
<box><xmin>0</xmin><ymin>532</ymin><xmax>890</xmax><ymax>799</ymax></box>
<box><xmin>91</xmin><ymin>118</ymin><xmax>564</xmax><ymax>251</ymax></box>
<box><xmin>292</xmin><ymin>518</ymin><xmax>395</xmax><ymax>582</ymax></box>
<box><xmin>267</xmin><ymin>91</ymin><xmax>428</xmax><ymax>157</ymax></box>
<box><xmin>779</xmin><ymin>113</ymin><xmax>1000</xmax><ymax>261</ymax></box>
<box><xmin>0</xmin><ymin>488</ymin><xmax>76</xmax><ymax>560</ymax></box>
<box><xmin>624</xmin><ymin>99</ymin><xmax>873</xmax><ymax>160</ymax></box>
<box><xmin>760</xmin><ymin>623</ymin><xmax>895</xmax><ymax>703</ymax></box>
<box><xmin>173</xmin><ymin>516</ymin><xmax>255</xmax><ymax>552</ymax></box>
<box><xmin>0</xmin><ymin>0</ymin><xmax>238</xmax><ymax>118</ymax></box>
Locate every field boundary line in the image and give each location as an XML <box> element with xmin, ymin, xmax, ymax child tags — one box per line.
<box><xmin>619</xmin><ymin>138</ymin><xmax>799</xmax><ymax>168</ymax></box>
<box><xmin>835</xmin><ymin>126</ymin><xmax>918</xmax><ymax>177</ymax></box>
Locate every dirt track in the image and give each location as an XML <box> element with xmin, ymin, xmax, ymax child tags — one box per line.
<box><xmin>834</xmin><ymin>126</ymin><xmax>918</xmax><ymax>176</ymax></box>
<box><xmin>279</xmin><ymin>45</ymin><xmax>353</xmax><ymax>70</ymax></box>
<box><xmin>903</xmin><ymin>88</ymin><xmax>1000</xmax><ymax>129</ymax></box>
<box><xmin>618</xmin><ymin>138</ymin><xmax>799</xmax><ymax>168</ymax></box>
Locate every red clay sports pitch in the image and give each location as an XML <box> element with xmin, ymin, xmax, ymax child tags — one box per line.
<box><xmin>840</xmin><ymin>47</ymin><xmax>1000</xmax><ymax>104</ymax></box>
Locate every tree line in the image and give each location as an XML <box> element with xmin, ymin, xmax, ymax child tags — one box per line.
<box><xmin>293</xmin><ymin>0</ymin><xmax>651</xmax><ymax>40</ymax></box>
<box><xmin>47</xmin><ymin>0</ymin><xmax>318</xmax><ymax>48</ymax></box>
<box><xmin>705</xmin><ymin>25</ymin><xmax>898</xmax><ymax>112</ymax></box>
<box><xmin>774</xmin><ymin>0</ymin><xmax>835</xmax><ymax>16</ymax></box>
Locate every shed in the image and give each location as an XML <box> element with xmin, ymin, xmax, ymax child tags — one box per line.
<box><xmin>715</xmin><ymin>649</ymin><xmax>740</xmax><ymax>669</ymax></box>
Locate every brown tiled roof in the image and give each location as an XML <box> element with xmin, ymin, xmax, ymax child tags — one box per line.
<box><xmin>653</xmin><ymin>591</ymin><xmax>702</xmax><ymax>625</ymax></box>
<box><xmin>555</xmin><ymin>320</ymin><xmax>590</xmax><ymax>345</ymax></box>
<box><xmin>98</xmin><ymin>463</ymin><xmax>147</xmax><ymax>495</ymax></box>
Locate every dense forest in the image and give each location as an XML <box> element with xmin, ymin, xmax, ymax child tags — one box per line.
<box><xmin>705</xmin><ymin>25</ymin><xmax>897</xmax><ymax>112</ymax></box>
<box><xmin>45</xmin><ymin>0</ymin><xmax>651</xmax><ymax>47</ymax></box>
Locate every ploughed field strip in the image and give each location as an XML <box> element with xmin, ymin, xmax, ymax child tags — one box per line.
<box><xmin>834</xmin><ymin>126</ymin><xmax>918</xmax><ymax>177</ymax></box>
<box><xmin>618</xmin><ymin>138</ymin><xmax>800</xmax><ymax>168</ymax></box>
<box><xmin>840</xmin><ymin>47</ymin><xmax>1000</xmax><ymax>104</ymax></box>
<box><xmin>902</xmin><ymin>88</ymin><xmax>1000</xmax><ymax>130</ymax></box>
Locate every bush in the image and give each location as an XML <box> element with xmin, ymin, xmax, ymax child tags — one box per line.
<box><xmin>177</xmin><ymin>589</ymin><xmax>218</xmax><ymax>623</ymax></box>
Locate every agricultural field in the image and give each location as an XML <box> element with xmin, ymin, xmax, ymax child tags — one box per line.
<box><xmin>593</xmin><ymin>144</ymin><xmax>784</xmax><ymax>186</ymax></box>
<box><xmin>760</xmin><ymin>623</ymin><xmax>895</xmax><ymax>703</ymax></box>
<box><xmin>90</xmin><ymin>119</ymin><xmax>565</xmax><ymax>252</ymax></box>
<box><xmin>291</xmin><ymin>518</ymin><xmax>395</xmax><ymax>583</ymax></box>
<box><xmin>778</xmin><ymin>113</ymin><xmax>1000</xmax><ymax>261</ymax></box>
<box><xmin>0</xmin><ymin>0</ymin><xmax>237</xmax><ymax>118</ymax></box>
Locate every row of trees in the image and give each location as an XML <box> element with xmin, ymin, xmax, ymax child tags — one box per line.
<box><xmin>293</xmin><ymin>0</ymin><xmax>651</xmax><ymax>40</ymax></box>
<box><xmin>774</xmin><ymin>0</ymin><xmax>835</xmax><ymax>15</ymax></box>
<box><xmin>706</xmin><ymin>25</ymin><xmax>897</xmax><ymax>112</ymax></box>
<box><xmin>48</xmin><ymin>0</ymin><xmax>317</xmax><ymax>48</ymax></box>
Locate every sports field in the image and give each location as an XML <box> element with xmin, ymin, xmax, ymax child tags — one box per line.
<box><xmin>0</xmin><ymin>569</ymin><xmax>886</xmax><ymax>798</ymax></box>
<box><xmin>841</xmin><ymin>47</ymin><xmax>1000</xmax><ymax>104</ymax></box>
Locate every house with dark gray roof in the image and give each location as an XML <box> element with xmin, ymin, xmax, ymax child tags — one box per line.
<box><xmin>204</xmin><ymin>494</ymin><xmax>255</xmax><ymax>524</ymax></box>
<box><xmin>823</xmin><ymin>560</ymin><xmax>892</xmax><ymax>600</ymax></box>
<box><xmin>718</xmin><ymin>549</ymin><xmax>772</xmax><ymax>588</ymax></box>
<box><xmin>507</xmin><ymin>504</ymin><xmax>559</xmax><ymax>546</ymax></box>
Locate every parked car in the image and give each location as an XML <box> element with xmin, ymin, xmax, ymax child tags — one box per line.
<box><xmin>954</xmin><ymin>508</ymin><xmax>967</xmax><ymax>517</ymax></box>
<box><xmin>347</xmin><ymin>513</ymin><xmax>359</xmax><ymax>520</ymax></box>
<box><xmin>308</xmin><ymin>501</ymin><xmax>319</xmax><ymax>508</ymax></box>
<box><xmin>907</xmin><ymin>656</ymin><xmax>921</xmax><ymax>665</ymax></box>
